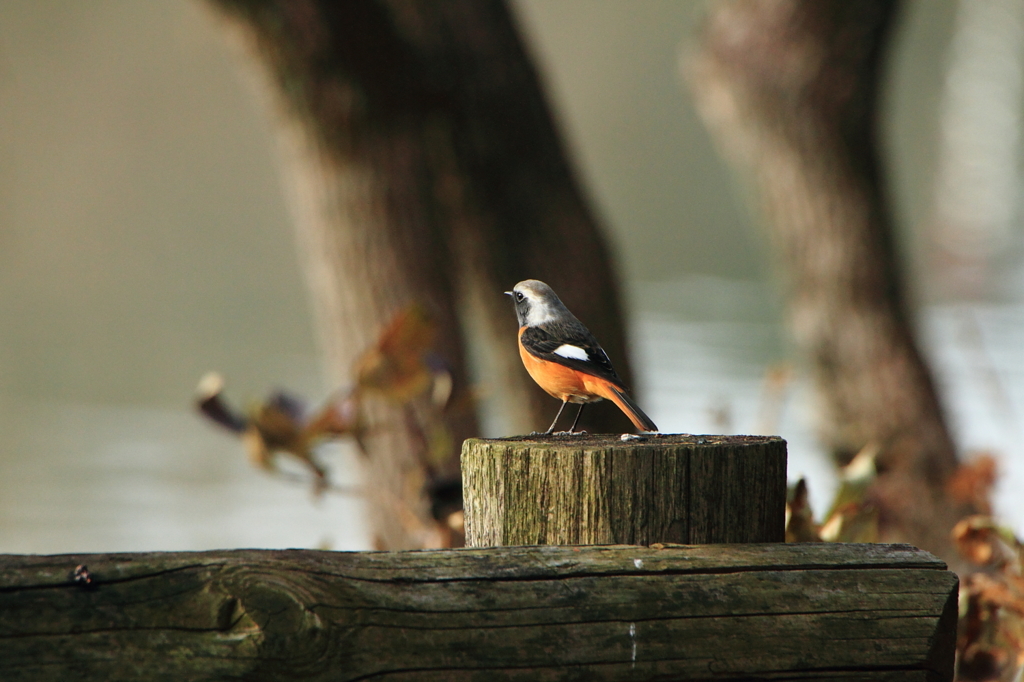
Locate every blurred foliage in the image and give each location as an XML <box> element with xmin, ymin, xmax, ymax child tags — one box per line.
<box><xmin>196</xmin><ymin>370</ymin><xmax>359</xmax><ymax>495</ymax></box>
<box><xmin>788</xmin><ymin>453</ymin><xmax>1024</xmax><ymax>681</ymax></box>
<box><xmin>953</xmin><ymin>515</ymin><xmax>1024</xmax><ymax>682</ymax></box>
<box><xmin>195</xmin><ymin>302</ymin><xmax>463</xmax><ymax>546</ymax></box>
<box><xmin>786</xmin><ymin>444</ymin><xmax>881</xmax><ymax>545</ymax></box>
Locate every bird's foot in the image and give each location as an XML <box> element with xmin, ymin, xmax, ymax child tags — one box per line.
<box><xmin>553</xmin><ymin>429</ymin><xmax>588</xmax><ymax>436</ymax></box>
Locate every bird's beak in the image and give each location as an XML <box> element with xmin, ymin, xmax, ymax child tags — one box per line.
<box><xmin>504</xmin><ymin>291</ymin><xmax>514</xmax><ymax>297</ymax></box>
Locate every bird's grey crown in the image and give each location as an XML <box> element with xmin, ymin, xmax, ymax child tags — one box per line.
<box><xmin>509</xmin><ymin>279</ymin><xmax>573</xmax><ymax>327</ymax></box>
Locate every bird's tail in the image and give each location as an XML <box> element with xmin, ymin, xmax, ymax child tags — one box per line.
<box><xmin>606</xmin><ymin>385</ymin><xmax>659</xmax><ymax>433</ymax></box>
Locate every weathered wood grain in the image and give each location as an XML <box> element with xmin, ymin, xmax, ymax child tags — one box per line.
<box><xmin>462</xmin><ymin>434</ymin><xmax>787</xmax><ymax>547</ymax></box>
<box><xmin>0</xmin><ymin>543</ymin><xmax>956</xmax><ymax>681</ymax></box>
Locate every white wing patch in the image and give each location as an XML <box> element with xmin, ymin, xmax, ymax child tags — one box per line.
<box><xmin>553</xmin><ymin>344</ymin><xmax>589</xmax><ymax>361</ymax></box>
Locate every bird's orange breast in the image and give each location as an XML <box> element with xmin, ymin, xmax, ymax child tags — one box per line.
<box><xmin>518</xmin><ymin>327</ymin><xmax>607</xmax><ymax>404</ymax></box>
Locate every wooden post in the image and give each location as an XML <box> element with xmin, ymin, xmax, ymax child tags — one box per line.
<box><xmin>0</xmin><ymin>436</ymin><xmax>959</xmax><ymax>680</ymax></box>
<box><xmin>462</xmin><ymin>434</ymin><xmax>786</xmax><ymax>547</ymax></box>
<box><xmin>0</xmin><ymin>544</ymin><xmax>957</xmax><ymax>681</ymax></box>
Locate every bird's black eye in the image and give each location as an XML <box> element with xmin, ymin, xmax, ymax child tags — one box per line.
<box><xmin>515</xmin><ymin>291</ymin><xmax>525</xmax><ymax>302</ymax></box>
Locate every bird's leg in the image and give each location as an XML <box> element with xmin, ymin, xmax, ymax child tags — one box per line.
<box><xmin>568</xmin><ymin>403</ymin><xmax>586</xmax><ymax>433</ymax></box>
<box><xmin>544</xmin><ymin>400</ymin><xmax>569</xmax><ymax>434</ymax></box>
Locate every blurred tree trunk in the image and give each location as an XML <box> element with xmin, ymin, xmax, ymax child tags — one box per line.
<box><xmin>689</xmin><ymin>0</ymin><xmax>974</xmax><ymax>559</ymax></box>
<box><xmin>206</xmin><ymin>0</ymin><xmax>632</xmax><ymax>549</ymax></box>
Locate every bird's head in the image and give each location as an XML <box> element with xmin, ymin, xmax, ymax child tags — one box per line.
<box><xmin>504</xmin><ymin>279</ymin><xmax>567</xmax><ymax>328</ymax></box>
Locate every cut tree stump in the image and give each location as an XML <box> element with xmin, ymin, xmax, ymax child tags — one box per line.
<box><xmin>0</xmin><ymin>543</ymin><xmax>956</xmax><ymax>681</ymax></box>
<box><xmin>462</xmin><ymin>434</ymin><xmax>787</xmax><ymax>547</ymax></box>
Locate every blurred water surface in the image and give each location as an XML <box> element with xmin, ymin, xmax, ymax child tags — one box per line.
<box><xmin>0</xmin><ymin>0</ymin><xmax>1021</xmax><ymax>554</ymax></box>
<box><xmin>0</xmin><ymin>393</ymin><xmax>368</xmax><ymax>554</ymax></box>
<box><xmin>635</xmin><ymin>277</ymin><xmax>1024</xmax><ymax>534</ymax></box>
<box><xmin>2</xmin><ymin>276</ymin><xmax>1021</xmax><ymax>553</ymax></box>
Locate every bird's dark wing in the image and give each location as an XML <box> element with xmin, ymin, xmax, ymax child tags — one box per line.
<box><xmin>520</xmin><ymin>323</ymin><xmax>625</xmax><ymax>388</ymax></box>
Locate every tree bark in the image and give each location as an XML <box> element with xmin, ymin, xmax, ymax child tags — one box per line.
<box><xmin>688</xmin><ymin>0</ymin><xmax>973</xmax><ymax>559</ymax></box>
<box><xmin>206</xmin><ymin>0</ymin><xmax>633</xmax><ymax>549</ymax></box>
<box><xmin>0</xmin><ymin>544</ymin><xmax>957</xmax><ymax>681</ymax></box>
<box><xmin>462</xmin><ymin>434</ymin><xmax>786</xmax><ymax>546</ymax></box>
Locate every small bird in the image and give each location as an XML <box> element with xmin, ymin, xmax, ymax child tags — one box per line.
<box><xmin>506</xmin><ymin>279</ymin><xmax>658</xmax><ymax>434</ymax></box>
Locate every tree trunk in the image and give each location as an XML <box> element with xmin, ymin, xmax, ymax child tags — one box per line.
<box><xmin>206</xmin><ymin>0</ymin><xmax>633</xmax><ymax>549</ymax></box>
<box><xmin>0</xmin><ymin>544</ymin><xmax>957</xmax><ymax>681</ymax></box>
<box><xmin>688</xmin><ymin>0</ymin><xmax>974</xmax><ymax>559</ymax></box>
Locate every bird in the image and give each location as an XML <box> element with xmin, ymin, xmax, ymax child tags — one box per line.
<box><xmin>505</xmin><ymin>279</ymin><xmax>658</xmax><ymax>434</ymax></box>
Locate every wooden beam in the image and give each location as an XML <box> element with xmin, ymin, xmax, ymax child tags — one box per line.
<box><xmin>462</xmin><ymin>434</ymin><xmax>787</xmax><ymax>546</ymax></box>
<box><xmin>0</xmin><ymin>543</ymin><xmax>956</xmax><ymax>681</ymax></box>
